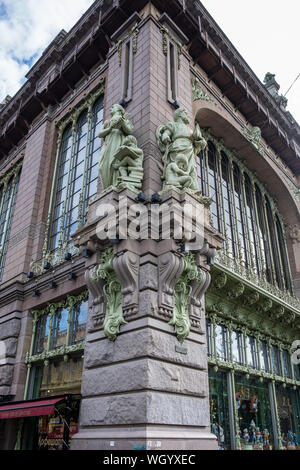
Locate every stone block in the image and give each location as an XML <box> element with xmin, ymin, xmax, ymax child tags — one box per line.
<box><xmin>81</xmin><ymin>358</ymin><xmax>207</xmax><ymax>397</ymax></box>
<box><xmin>0</xmin><ymin>319</ymin><xmax>21</xmax><ymax>340</ymax></box>
<box><xmin>79</xmin><ymin>391</ymin><xmax>209</xmax><ymax>427</ymax></box>
<box><xmin>84</xmin><ymin>327</ymin><xmax>207</xmax><ymax>370</ymax></box>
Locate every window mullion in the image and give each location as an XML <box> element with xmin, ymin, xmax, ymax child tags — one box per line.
<box><xmin>228</xmin><ymin>159</ymin><xmax>241</xmax><ymax>262</ymax></box>
<box><xmin>43</xmin><ymin>131</ymin><xmax>64</xmax><ymax>258</ymax></box>
<box><xmin>79</xmin><ymin>105</ymin><xmax>93</xmax><ymax>229</ymax></box>
<box><xmin>0</xmin><ymin>176</ymin><xmax>17</xmax><ymax>256</ymax></box>
<box><xmin>261</xmin><ymin>194</ymin><xmax>277</xmax><ymax>286</ymax></box>
<box><xmin>59</xmin><ymin>119</ymin><xmax>77</xmax><ymax>249</ymax></box>
<box><xmin>277</xmin><ymin>216</ymin><xmax>294</xmax><ymax>295</ymax></box>
<box><xmin>252</xmin><ymin>182</ymin><xmax>266</xmax><ymax>280</ymax></box>
<box><xmin>272</xmin><ymin>210</ymin><xmax>286</xmax><ymax>291</ymax></box>
<box><xmin>241</xmin><ymin>172</ymin><xmax>255</xmax><ymax>271</ymax></box>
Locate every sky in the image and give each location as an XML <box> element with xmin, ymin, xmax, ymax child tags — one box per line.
<box><xmin>0</xmin><ymin>0</ymin><xmax>299</xmax><ymax>123</ymax></box>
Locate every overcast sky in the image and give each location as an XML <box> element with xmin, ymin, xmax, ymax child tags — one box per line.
<box><xmin>0</xmin><ymin>0</ymin><xmax>299</xmax><ymax>123</ymax></box>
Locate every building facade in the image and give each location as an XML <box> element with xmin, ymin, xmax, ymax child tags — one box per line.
<box><xmin>0</xmin><ymin>0</ymin><xmax>299</xmax><ymax>451</ymax></box>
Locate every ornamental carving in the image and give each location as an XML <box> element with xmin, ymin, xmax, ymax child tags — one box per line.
<box><xmin>288</xmin><ymin>224</ymin><xmax>300</xmax><ymax>243</ymax></box>
<box><xmin>156</xmin><ymin>108</ymin><xmax>207</xmax><ymax>194</ymax></box>
<box><xmin>242</xmin><ymin>126</ymin><xmax>264</xmax><ymax>155</ymax></box>
<box><xmin>90</xmin><ymin>248</ymin><xmax>127</xmax><ymax>341</ymax></box>
<box><xmin>99</xmin><ymin>104</ymin><xmax>144</xmax><ymax>193</ymax></box>
<box><xmin>192</xmin><ymin>78</ymin><xmax>214</xmax><ymax>104</ymax></box>
<box><xmin>169</xmin><ymin>252</ymin><xmax>205</xmax><ymax>342</ymax></box>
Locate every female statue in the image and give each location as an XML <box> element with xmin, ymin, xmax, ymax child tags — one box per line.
<box><xmin>99</xmin><ymin>104</ymin><xmax>134</xmax><ymax>189</ymax></box>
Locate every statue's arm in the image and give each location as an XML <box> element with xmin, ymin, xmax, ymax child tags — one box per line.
<box><xmin>98</xmin><ymin>120</ymin><xmax>111</xmax><ymax>138</ymax></box>
<box><xmin>121</xmin><ymin>118</ymin><xmax>134</xmax><ymax>135</ymax></box>
<box><xmin>193</xmin><ymin>122</ymin><xmax>207</xmax><ymax>153</ymax></box>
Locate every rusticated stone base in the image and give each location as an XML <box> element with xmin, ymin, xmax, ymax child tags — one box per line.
<box><xmin>70</xmin><ymin>426</ymin><xmax>217</xmax><ymax>450</ymax></box>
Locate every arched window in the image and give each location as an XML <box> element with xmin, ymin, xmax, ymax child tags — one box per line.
<box><xmin>197</xmin><ymin>137</ymin><xmax>293</xmax><ymax>294</ymax></box>
<box><xmin>48</xmin><ymin>95</ymin><xmax>104</xmax><ymax>252</ymax></box>
<box><xmin>0</xmin><ymin>166</ymin><xmax>21</xmax><ymax>280</ymax></box>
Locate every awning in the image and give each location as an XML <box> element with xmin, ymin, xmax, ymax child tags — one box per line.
<box><xmin>0</xmin><ymin>397</ymin><xmax>65</xmax><ymax>419</ymax></box>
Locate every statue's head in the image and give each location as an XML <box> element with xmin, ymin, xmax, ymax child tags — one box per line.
<box><xmin>174</xmin><ymin>108</ymin><xmax>189</xmax><ymax>124</ymax></box>
<box><xmin>110</xmin><ymin>103</ymin><xmax>125</xmax><ymax>116</ymax></box>
<box><xmin>176</xmin><ymin>154</ymin><xmax>188</xmax><ymax>171</ymax></box>
<box><xmin>123</xmin><ymin>135</ymin><xmax>137</xmax><ymax>147</ymax></box>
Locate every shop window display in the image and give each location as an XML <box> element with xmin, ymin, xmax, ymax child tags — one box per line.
<box><xmin>209</xmin><ymin>368</ymin><xmax>231</xmax><ymax>450</ymax></box>
<box><xmin>235</xmin><ymin>376</ymin><xmax>274</xmax><ymax>450</ymax></box>
<box><xmin>276</xmin><ymin>386</ymin><xmax>300</xmax><ymax>450</ymax></box>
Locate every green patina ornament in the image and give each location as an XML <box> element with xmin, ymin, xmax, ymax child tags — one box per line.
<box><xmin>169</xmin><ymin>252</ymin><xmax>203</xmax><ymax>342</ymax></box>
<box><xmin>192</xmin><ymin>78</ymin><xmax>214</xmax><ymax>104</ymax></box>
<box><xmin>98</xmin><ymin>104</ymin><xmax>144</xmax><ymax>193</ymax></box>
<box><xmin>91</xmin><ymin>248</ymin><xmax>127</xmax><ymax>341</ymax></box>
<box><xmin>156</xmin><ymin>108</ymin><xmax>207</xmax><ymax>194</ymax></box>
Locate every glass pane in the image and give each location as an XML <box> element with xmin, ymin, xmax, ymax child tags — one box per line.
<box><xmin>282</xmin><ymin>350</ymin><xmax>291</xmax><ymax>378</ymax></box>
<box><xmin>50</xmin><ymin>308</ymin><xmax>68</xmax><ymax>350</ymax></box>
<box><xmin>215</xmin><ymin>325</ymin><xmax>228</xmax><ymax>362</ymax></box>
<box><xmin>69</xmin><ymin>301</ymin><xmax>88</xmax><ymax>345</ymax></box>
<box><xmin>246</xmin><ymin>336</ymin><xmax>257</xmax><ymax>369</ymax></box>
<box><xmin>276</xmin><ymin>386</ymin><xmax>300</xmax><ymax>449</ymax></box>
<box><xmin>235</xmin><ymin>375</ymin><xmax>274</xmax><ymax>450</ymax></box>
<box><xmin>206</xmin><ymin>321</ymin><xmax>213</xmax><ymax>357</ymax></box>
<box><xmin>271</xmin><ymin>345</ymin><xmax>281</xmax><ymax>375</ymax></box>
<box><xmin>232</xmin><ymin>331</ymin><xmax>244</xmax><ymax>364</ymax></box>
<box><xmin>209</xmin><ymin>368</ymin><xmax>231</xmax><ymax>450</ymax></box>
<box><xmin>259</xmin><ymin>341</ymin><xmax>270</xmax><ymax>372</ymax></box>
<box><xmin>33</xmin><ymin>315</ymin><xmax>50</xmax><ymax>355</ymax></box>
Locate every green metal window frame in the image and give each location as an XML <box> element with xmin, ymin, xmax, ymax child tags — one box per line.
<box><xmin>207</xmin><ymin>315</ymin><xmax>300</xmax><ymax>450</ymax></box>
<box><xmin>0</xmin><ymin>161</ymin><xmax>22</xmax><ymax>281</ymax></box>
<box><xmin>35</xmin><ymin>80</ymin><xmax>105</xmax><ymax>272</ymax></box>
<box><xmin>24</xmin><ymin>291</ymin><xmax>88</xmax><ymax>399</ymax></box>
<box><xmin>197</xmin><ymin>130</ymin><xmax>294</xmax><ymax>297</ymax></box>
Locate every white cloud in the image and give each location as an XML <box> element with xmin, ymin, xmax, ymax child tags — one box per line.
<box><xmin>0</xmin><ymin>1</ymin><xmax>299</xmax><ymax>125</ymax></box>
<box><xmin>200</xmin><ymin>0</ymin><xmax>300</xmax><ymax>123</ymax></box>
<box><xmin>0</xmin><ymin>0</ymin><xmax>94</xmax><ymax>102</ymax></box>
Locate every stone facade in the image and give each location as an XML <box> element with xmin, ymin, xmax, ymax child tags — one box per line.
<box><xmin>0</xmin><ymin>0</ymin><xmax>299</xmax><ymax>451</ymax></box>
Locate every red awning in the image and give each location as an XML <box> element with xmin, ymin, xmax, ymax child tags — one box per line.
<box><xmin>0</xmin><ymin>397</ymin><xmax>65</xmax><ymax>419</ymax></box>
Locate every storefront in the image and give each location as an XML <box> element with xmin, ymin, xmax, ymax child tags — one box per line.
<box><xmin>207</xmin><ymin>312</ymin><xmax>300</xmax><ymax>450</ymax></box>
<box><xmin>0</xmin><ymin>292</ymin><xmax>88</xmax><ymax>450</ymax></box>
<box><xmin>0</xmin><ymin>394</ymin><xmax>80</xmax><ymax>450</ymax></box>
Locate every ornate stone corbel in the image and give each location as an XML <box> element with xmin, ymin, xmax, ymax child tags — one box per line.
<box><xmin>158</xmin><ymin>251</ymin><xmax>184</xmax><ymax>321</ymax></box>
<box><xmin>89</xmin><ymin>248</ymin><xmax>127</xmax><ymax>341</ymax></box>
<box><xmin>168</xmin><ymin>252</ymin><xmax>208</xmax><ymax>342</ymax></box>
<box><xmin>190</xmin><ymin>268</ymin><xmax>211</xmax><ymax>332</ymax></box>
<box><xmin>227</xmin><ymin>282</ymin><xmax>245</xmax><ymax>300</ymax></box>
<box><xmin>113</xmin><ymin>250</ymin><xmax>139</xmax><ymax>320</ymax></box>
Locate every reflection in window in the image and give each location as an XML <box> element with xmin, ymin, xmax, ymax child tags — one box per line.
<box><xmin>232</xmin><ymin>331</ymin><xmax>244</xmax><ymax>364</ymax></box>
<box><xmin>282</xmin><ymin>349</ymin><xmax>292</xmax><ymax>378</ymax></box>
<box><xmin>50</xmin><ymin>308</ymin><xmax>69</xmax><ymax>350</ymax></box>
<box><xmin>259</xmin><ymin>341</ymin><xmax>270</xmax><ymax>372</ymax></box>
<box><xmin>49</xmin><ymin>96</ymin><xmax>104</xmax><ymax>251</ymax></box>
<box><xmin>69</xmin><ymin>301</ymin><xmax>88</xmax><ymax>345</ymax></box>
<box><xmin>33</xmin><ymin>315</ymin><xmax>50</xmax><ymax>355</ymax></box>
<box><xmin>197</xmin><ymin>139</ymin><xmax>292</xmax><ymax>294</ymax></box>
<box><xmin>206</xmin><ymin>320</ymin><xmax>213</xmax><ymax>357</ymax></box>
<box><xmin>215</xmin><ymin>324</ymin><xmax>229</xmax><ymax>362</ymax></box>
<box><xmin>271</xmin><ymin>345</ymin><xmax>281</xmax><ymax>376</ymax></box>
<box><xmin>246</xmin><ymin>336</ymin><xmax>258</xmax><ymax>369</ymax></box>
<box><xmin>0</xmin><ymin>170</ymin><xmax>21</xmax><ymax>281</ymax></box>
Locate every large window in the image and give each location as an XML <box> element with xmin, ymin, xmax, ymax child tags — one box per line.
<box><xmin>32</xmin><ymin>294</ymin><xmax>88</xmax><ymax>356</ymax></box>
<box><xmin>49</xmin><ymin>95</ymin><xmax>104</xmax><ymax>251</ymax></box>
<box><xmin>0</xmin><ymin>164</ymin><xmax>21</xmax><ymax>280</ymax></box>
<box><xmin>197</xmin><ymin>139</ymin><xmax>292</xmax><ymax>294</ymax></box>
